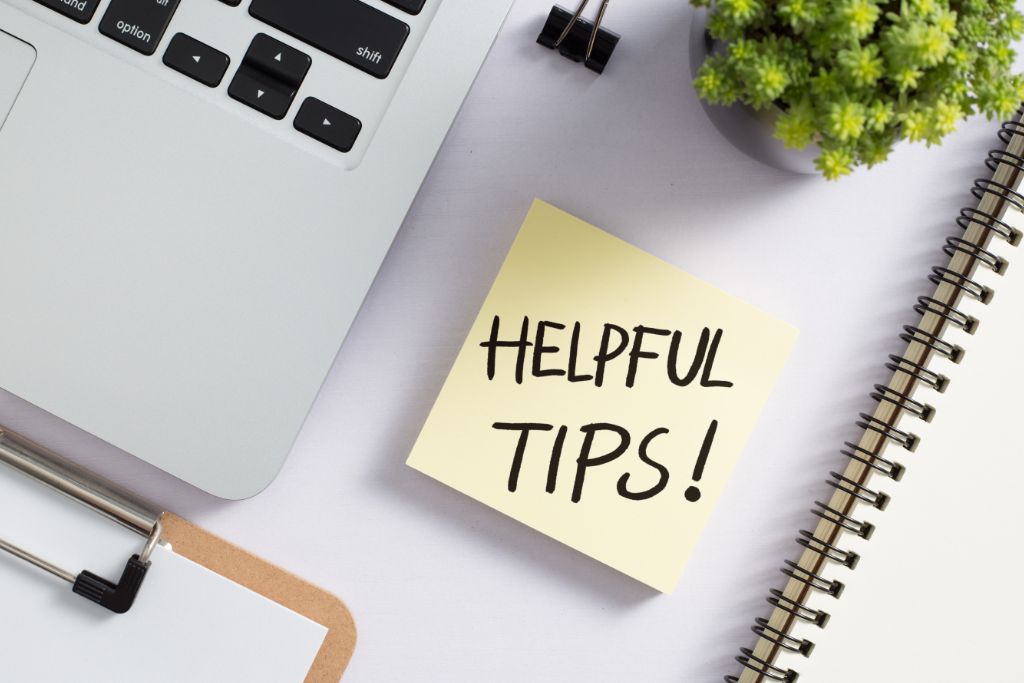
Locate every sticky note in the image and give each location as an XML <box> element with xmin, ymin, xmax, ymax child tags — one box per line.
<box><xmin>407</xmin><ymin>200</ymin><xmax>797</xmax><ymax>592</ymax></box>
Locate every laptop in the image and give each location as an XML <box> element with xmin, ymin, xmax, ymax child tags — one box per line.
<box><xmin>0</xmin><ymin>0</ymin><xmax>514</xmax><ymax>498</ymax></box>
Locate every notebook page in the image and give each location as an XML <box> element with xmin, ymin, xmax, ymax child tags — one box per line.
<box><xmin>0</xmin><ymin>466</ymin><xmax>327</xmax><ymax>682</ymax></box>
<box><xmin>774</xmin><ymin>211</ymin><xmax>1024</xmax><ymax>681</ymax></box>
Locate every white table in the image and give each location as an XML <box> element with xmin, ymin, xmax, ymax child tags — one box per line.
<box><xmin>0</xmin><ymin>1</ymin><xmax>1011</xmax><ymax>680</ymax></box>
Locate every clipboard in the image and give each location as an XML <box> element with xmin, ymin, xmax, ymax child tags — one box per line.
<box><xmin>0</xmin><ymin>428</ymin><xmax>356</xmax><ymax>682</ymax></box>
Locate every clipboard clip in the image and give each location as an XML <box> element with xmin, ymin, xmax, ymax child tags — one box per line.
<box><xmin>0</xmin><ymin>429</ymin><xmax>163</xmax><ymax>614</ymax></box>
<box><xmin>537</xmin><ymin>1</ymin><xmax>620</xmax><ymax>74</ymax></box>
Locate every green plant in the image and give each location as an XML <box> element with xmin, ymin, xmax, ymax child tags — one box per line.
<box><xmin>692</xmin><ymin>0</ymin><xmax>1024</xmax><ymax>179</ymax></box>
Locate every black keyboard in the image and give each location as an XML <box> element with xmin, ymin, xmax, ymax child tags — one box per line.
<box><xmin>32</xmin><ymin>0</ymin><xmax>423</xmax><ymax>154</ymax></box>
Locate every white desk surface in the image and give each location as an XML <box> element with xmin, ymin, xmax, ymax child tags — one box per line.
<box><xmin>1</xmin><ymin>1</ymin><xmax>1014</xmax><ymax>680</ymax></box>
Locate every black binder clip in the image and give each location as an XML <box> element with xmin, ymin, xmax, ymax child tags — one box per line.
<box><xmin>537</xmin><ymin>1</ymin><xmax>619</xmax><ymax>74</ymax></box>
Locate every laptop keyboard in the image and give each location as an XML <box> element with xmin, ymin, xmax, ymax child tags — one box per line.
<box><xmin>21</xmin><ymin>0</ymin><xmax>435</xmax><ymax>167</ymax></box>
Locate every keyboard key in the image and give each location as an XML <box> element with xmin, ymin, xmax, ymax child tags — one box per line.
<box><xmin>228</xmin><ymin>66</ymin><xmax>296</xmax><ymax>120</ymax></box>
<box><xmin>382</xmin><ymin>0</ymin><xmax>426</xmax><ymax>15</ymax></box>
<box><xmin>99</xmin><ymin>0</ymin><xmax>181</xmax><ymax>56</ymax></box>
<box><xmin>163</xmin><ymin>34</ymin><xmax>230</xmax><ymax>87</ymax></box>
<box><xmin>244</xmin><ymin>34</ymin><xmax>311</xmax><ymax>88</ymax></box>
<box><xmin>33</xmin><ymin>0</ymin><xmax>101</xmax><ymax>24</ymax></box>
<box><xmin>249</xmin><ymin>0</ymin><xmax>410</xmax><ymax>80</ymax></box>
<box><xmin>294</xmin><ymin>98</ymin><xmax>362</xmax><ymax>153</ymax></box>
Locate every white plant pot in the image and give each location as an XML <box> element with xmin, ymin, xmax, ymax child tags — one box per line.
<box><xmin>688</xmin><ymin>7</ymin><xmax>820</xmax><ymax>175</ymax></box>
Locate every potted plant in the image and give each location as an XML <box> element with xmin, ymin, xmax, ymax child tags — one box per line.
<box><xmin>689</xmin><ymin>0</ymin><xmax>1024</xmax><ymax>179</ymax></box>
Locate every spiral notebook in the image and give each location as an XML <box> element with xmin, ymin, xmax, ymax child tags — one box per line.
<box><xmin>728</xmin><ymin>115</ymin><xmax>1024</xmax><ymax>682</ymax></box>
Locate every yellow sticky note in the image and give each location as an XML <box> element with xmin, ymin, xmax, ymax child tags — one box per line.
<box><xmin>407</xmin><ymin>200</ymin><xmax>797</xmax><ymax>592</ymax></box>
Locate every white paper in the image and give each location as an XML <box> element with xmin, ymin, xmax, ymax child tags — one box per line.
<box><xmin>0</xmin><ymin>467</ymin><xmax>327</xmax><ymax>682</ymax></box>
<box><xmin>775</xmin><ymin>207</ymin><xmax>1024</xmax><ymax>681</ymax></box>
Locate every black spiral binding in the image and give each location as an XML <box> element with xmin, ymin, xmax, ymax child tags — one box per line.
<box><xmin>725</xmin><ymin>117</ymin><xmax>1024</xmax><ymax>683</ymax></box>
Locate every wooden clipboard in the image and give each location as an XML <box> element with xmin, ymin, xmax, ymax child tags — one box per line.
<box><xmin>161</xmin><ymin>513</ymin><xmax>357</xmax><ymax>683</ymax></box>
<box><xmin>0</xmin><ymin>428</ymin><xmax>356</xmax><ymax>682</ymax></box>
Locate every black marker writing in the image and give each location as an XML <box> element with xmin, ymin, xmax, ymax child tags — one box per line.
<box><xmin>684</xmin><ymin>420</ymin><xmax>718</xmax><ymax>502</ymax></box>
<box><xmin>479</xmin><ymin>316</ymin><xmax>734</xmax><ymax>389</ymax></box>
<box><xmin>491</xmin><ymin>420</ymin><xmax>720</xmax><ymax>504</ymax></box>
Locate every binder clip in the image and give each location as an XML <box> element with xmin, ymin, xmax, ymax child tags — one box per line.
<box><xmin>537</xmin><ymin>1</ymin><xmax>619</xmax><ymax>74</ymax></box>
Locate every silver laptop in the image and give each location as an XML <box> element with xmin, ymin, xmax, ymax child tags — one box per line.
<box><xmin>0</xmin><ymin>0</ymin><xmax>513</xmax><ymax>498</ymax></box>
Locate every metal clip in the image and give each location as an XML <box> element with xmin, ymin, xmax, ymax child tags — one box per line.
<box><xmin>0</xmin><ymin>429</ymin><xmax>162</xmax><ymax>613</ymax></box>
<box><xmin>537</xmin><ymin>2</ymin><xmax>620</xmax><ymax>74</ymax></box>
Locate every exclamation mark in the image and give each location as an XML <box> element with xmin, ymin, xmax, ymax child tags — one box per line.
<box><xmin>684</xmin><ymin>419</ymin><xmax>718</xmax><ymax>502</ymax></box>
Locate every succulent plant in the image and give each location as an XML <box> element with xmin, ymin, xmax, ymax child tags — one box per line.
<box><xmin>691</xmin><ymin>0</ymin><xmax>1024</xmax><ymax>179</ymax></box>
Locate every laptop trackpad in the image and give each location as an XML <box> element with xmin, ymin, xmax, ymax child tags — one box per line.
<box><xmin>0</xmin><ymin>30</ymin><xmax>35</xmax><ymax>130</ymax></box>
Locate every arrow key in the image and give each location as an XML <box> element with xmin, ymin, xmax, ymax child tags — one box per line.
<box><xmin>294</xmin><ymin>97</ymin><xmax>362</xmax><ymax>153</ymax></box>
<box><xmin>228</xmin><ymin>65</ymin><xmax>296</xmax><ymax>119</ymax></box>
<box><xmin>244</xmin><ymin>33</ymin><xmax>311</xmax><ymax>88</ymax></box>
<box><xmin>163</xmin><ymin>33</ymin><xmax>230</xmax><ymax>87</ymax></box>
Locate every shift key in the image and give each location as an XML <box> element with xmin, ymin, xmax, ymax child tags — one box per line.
<box><xmin>249</xmin><ymin>0</ymin><xmax>410</xmax><ymax>79</ymax></box>
<box><xmin>100</xmin><ymin>0</ymin><xmax>181</xmax><ymax>56</ymax></box>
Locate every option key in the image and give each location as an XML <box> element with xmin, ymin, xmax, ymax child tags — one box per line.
<box><xmin>100</xmin><ymin>0</ymin><xmax>181</xmax><ymax>56</ymax></box>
